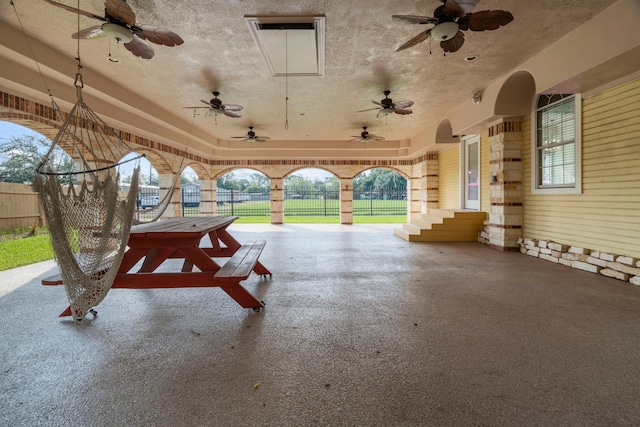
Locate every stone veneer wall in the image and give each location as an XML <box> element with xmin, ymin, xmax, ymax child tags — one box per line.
<box><xmin>519</xmin><ymin>237</ymin><xmax>640</xmax><ymax>286</ymax></box>
<box><xmin>478</xmin><ymin>226</ymin><xmax>640</xmax><ymax>286</ymax></box>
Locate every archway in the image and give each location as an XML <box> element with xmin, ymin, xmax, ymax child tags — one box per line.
<box><xmin>216</xmin><ymin>168</ymin><xmax>270</xmax><ymax>220</ymax></box>
<box><xmin>117</xmin><ymin>151</ymin><xmax>162</xmax><ymax>222</ymax></box>
<box><xmin>180</xmin><ymin>166</ymin><xmax>200</xmax><ymax>217</ymax></box>
<box><xmin>352</xmin><ymin>168</ymin><xmax>408</xmax><ymax>223</ymax></box>
<box><xmin>283</xmin><ymin>168</ymin><xmax>339</xmax><ymax>223</ymax></box>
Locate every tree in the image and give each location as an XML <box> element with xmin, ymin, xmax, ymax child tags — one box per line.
<box><xmin>353</xmin><ymin>169</ymin><xmax>406</xmax><ymax>191</ymax></box>
<box><xmin>217</xmin><ymin>172</ymin><xmax>236</xmax><ymax>190</ymax></box>
<box><xmin>0</xmin><ymin>135</ymin><xmax>74</xmax><ymax>184</ymax></box>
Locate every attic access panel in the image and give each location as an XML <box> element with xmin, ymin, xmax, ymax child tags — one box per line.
<box><xmin>245</xmin><ymin>15</ymin><xmax>326</xmax><ymax>77</ymax></box>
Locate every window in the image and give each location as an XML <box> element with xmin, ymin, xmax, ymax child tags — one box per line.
<box><xmin>532</xmin><ymin>94</ymin><xmax>581</xmax><ymax>194</ymax></box>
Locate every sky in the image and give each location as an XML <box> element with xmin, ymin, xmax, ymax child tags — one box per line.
<box><xmin>1</xmin><ymin>120</ymin><xmax>331</xmax><ymax>181</ymax></box>
<box><xmin>0</xmin><ymin>121</ymin><xmax>50</xmax><ymax>162</ymax></box>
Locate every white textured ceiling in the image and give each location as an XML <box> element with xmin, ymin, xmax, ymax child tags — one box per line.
<box><xmin>0</xmin><ymin>0</ymin><xmax>623</xmax><ymax>159</ymax></box>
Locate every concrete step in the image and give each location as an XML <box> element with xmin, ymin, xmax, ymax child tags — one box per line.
<box><xmin>395</xmin><ymin>210</ymin><xmax>487</xmax><ymax>242</ymax></box>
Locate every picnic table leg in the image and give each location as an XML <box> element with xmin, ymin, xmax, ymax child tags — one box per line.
<box><xmin>253</xmin><ymin>261</ymin><xmax>272</xmax><ymax>278</ymax></box>
<box><xmin>218</xmin><ymin>282</ymin><xmax>265</xmax><ymax>310</ymax></box>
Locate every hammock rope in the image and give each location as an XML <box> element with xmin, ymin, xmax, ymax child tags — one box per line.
<box><xmin>25</xmin><ymin>0</ymin><xmax>192</xmax><ymax>319</ymax></box>
<box><xmin>33</xmin><ymin>61</ymin><xmax>141</xmax><ymax>320</ymax></box>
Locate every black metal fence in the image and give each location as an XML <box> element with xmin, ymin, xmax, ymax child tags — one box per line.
<box><xmin>353</xmin><ymin>188</ymin><xmax>407</xmax><ymax>216</ymax></box>
<box><xmin>134</xmin><ymin>185</ymin><xmax>160</xmax><ymax>222</ymax></box>
<box><xmin>284</xmin><ymin>187</ymin><xmax>340</xmax><ymax>216</ymax></box>
<box><xmin>215</xmin><ymin>189</ymin><xmax>270</xmax><ymax>217</ymax></box>
<box><xmin>132</xmin><ymin>185</ymin><xmax>407</xmax><ymax>219</ymax></box>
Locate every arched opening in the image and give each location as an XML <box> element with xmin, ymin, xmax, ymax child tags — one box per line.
<box><xmin>216</xmin><ymin>168</ymin><xmax>270</xmax><ymax>221</ymax></box>
<box><xmin>284</xmin><ymin>168</ymin><xmax>339</xmax><ymax>223</ymax></box>
<box><xmin>118</xmin><ymin>151</ymin><xmax>160</xmax><ymax>222</ymax></box>
<box><xmin>180</xmin><ymin>166</ymin><xmax>200</xmax><ymax>217</ymax></box>
<box><xmin>0</xmin><ymin>121</ymin><xmax>61</xmax><ymax>184</ymax></box>
<box><xmin>352</xmin><ymin>168</ymin><xmax>408</xmax><ymax>223</ymax></box>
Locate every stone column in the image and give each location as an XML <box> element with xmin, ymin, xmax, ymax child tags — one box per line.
<box><xmin>488</xmin><ymin>119</ymin><xmax>523</xmax><ymax>251</ymax></box>
<box><xmin>340</xmin><ymin>178</ymin><xmax>353</xmax><ymax>225</ymax></box>
<box><xmin>199</xmin><ymin>179</ymin><xmax>214</xmax><ymax>216</ymax></box>
<box><xmin>270</xmin><ymin>178</ymin><xmax>284</xmax><ymax>224</ymax></box>
<box><xmin>159</xmin><ymin>173</ymin><xmax>180</xmax><ymax>218</ymax></box>
<box><xmin>422</xmin><ymin>152</ymin><xmax>439</xmax><ymax>213</ymax></box>
<box><xmin>407</xmin><ymin>177</ymin><xmax>419</xmax><ymax>222</ymax></box>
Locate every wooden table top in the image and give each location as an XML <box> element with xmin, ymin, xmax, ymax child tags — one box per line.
<box><xmin>130</xmin><ymin>216</ymin><xmax>238</xmax><ymax>237</ymax></box>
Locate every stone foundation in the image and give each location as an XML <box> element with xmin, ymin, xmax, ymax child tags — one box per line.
<box><xmin>516</xmin><ymin>237</ymin><xmax>640</xmax><ymax>286</ymax></box>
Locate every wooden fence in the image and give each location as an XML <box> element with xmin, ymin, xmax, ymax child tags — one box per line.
<box><xmin>0</xmin><ymin>182</ymin><xmax>44</xmax><ymax>230</ymax></box>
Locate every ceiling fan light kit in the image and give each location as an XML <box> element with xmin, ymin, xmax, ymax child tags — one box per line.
<box><xmin>430</xmin><ymin>21</ymin><xmax>459</xmax><ymax>41</ymax></box>
<box><xmin>101</xmin><ymin>23</ymin><xmax>133</xmax><ymax>43</ymax></box>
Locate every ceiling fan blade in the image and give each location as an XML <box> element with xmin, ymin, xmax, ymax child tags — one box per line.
<box><xmin>357</xmin><ymin>107</ymin><xmax>381</xmax><ymax>113</ymax></box>
<box><xmin>221</xmin><ymin>104</ymin><xmax>243</xmax><ymax>112</ymax></box>
<box><xmin>392</xmin><ymin>15</ymin><xmax>438</xmax><ymax>25</ymax></box>
<box><xmin>371</xmin><ymin>101</ymin><xmax>384</xmax><ymax>106</ymax></box>
<box><xmin>223</xmin><ymin>110</ymin><xmax>242</xmax><ymax>118</ymax></box>
<box><xmin>136</xmin><ymin>25</ymin><xmax>184</xmax><ymax>46</ymax></box>
<box><xmin>370</xmin><ymin>136</ymin><xmax>386</xmax><ymax>141</ymax></box>
<box><xmin>183</xmin><ymin>106</ymin><xmax>210</xmax><ymax>109</ymax></box>
<box><xmin>396</xmin><ymin>30</ymin><xmax>431</xmax><ymax>52</ymax></box>
<box><xmin>43</xmin><ymin>0</ymin><xmax>105</xmax><ymax>21</ymax></box>
<box><xmin>71</xmin><ymin>25</ymin><xmax>105</xmax><ymax>39</ymax></box>
<box><xmin>231</xmin><ymin>136</ymin><xmax>246</xmax><ymax>139</ymax></box>
<box><xmin>443</xmin><ymin>0</ymin><xmax>466</xmax><ymax>18</ymax></box>
<box><xmin>105</xmin><ymin>0</ymin><xmax>136</xmax><ymax>26</ymax></box>
<box><xmin>393</xmin><ymin>100</ymin><xmax>414</xmax><ymax>109</ymax></box>
<box><xmin>461</xmin><ymin>10</ymin><xmax>514</xmax><ymax>31</ymax></box>
<box><xmin>393</xmin><ymin>108</ymin><xmax>413</xmax><ymax>115</ymax></box>
<box><xmin>124</xmin><ymin>35</ymin><xmax>154</xmax><ymax>59</ymax></box>
<box><xmin>200</xmin><ymin>99</ymin><xmax>215</xmax><ymax>107</ymax></box>
<box><xmin>256</xmin><ymin>137</ymin><xmax>270</xmax><ymax>142</ymax></box>
<box><xmin>441</xmin><ymin>30</ymin><xmax>465</xmax><ymax>52</ymax></box>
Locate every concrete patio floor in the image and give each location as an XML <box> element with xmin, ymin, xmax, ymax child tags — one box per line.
<box><xmin>1</xmin><ymin>223</ymin><xmax>639</xmax><ymax>426</ymax></box>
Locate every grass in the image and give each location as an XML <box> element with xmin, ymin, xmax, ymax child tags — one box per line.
<box><xmin>0</xmin><ymin>206</ymin><xmax>406</xmax><ymax>271</ymax></box>
<box><xmin>0</xmin><ymin>227</ymin><xmax>54</xmax><ymax>271</ymax></box>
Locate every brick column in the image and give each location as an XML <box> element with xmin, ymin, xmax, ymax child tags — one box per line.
<box><xmin>340</xmin><ymin>178</ymin><xmax>353</xmax><ymax>225</ymax></box>
<box><xmin>488</xmin><ymin>119</ymin><xmax>523</xmax><ymax>251</ymax></box>
<box><xmin>423</xmin><ymin>152</ymin><xmax>439</xmax><ymax>213</ymax></box>
<box><xmin>199</xmin><ymin>179</ymin><xmax>214</xmax><ymax>216</ymax></box>
<box><xmin>270</xmin><ymin>178</ymin><xmax>284</xmax><ymax>224</ymax></box>
<box><xmin>159</xmin><ymin>173</ymin><xmax>180</xmax><ymax>218</ymax></box>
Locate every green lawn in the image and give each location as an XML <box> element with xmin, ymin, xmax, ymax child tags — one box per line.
<box><xmin>0</xmin><ymin>231</ymin><xmax>54</xmax><ymax>271</ymax></box>
<box><xmin>0</xmin><ymin>201</ymin><xmax>406</xmax><ymax>271</ymax></box>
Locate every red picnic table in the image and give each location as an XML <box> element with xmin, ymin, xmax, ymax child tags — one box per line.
<box><xmin>43</xmin><ymin>216</ymin><xmax>271</xmax><ymax>317</ymax></box>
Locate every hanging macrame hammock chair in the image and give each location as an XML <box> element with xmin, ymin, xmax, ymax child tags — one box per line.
<box><xmin>33</xmin><ymin>71</ymin><xmax>184</xmax><ymax>321</ymax></box>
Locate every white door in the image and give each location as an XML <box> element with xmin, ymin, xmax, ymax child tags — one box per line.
<box><xmin>463</xmin><ymin>136</ymin><xmax>480</xmax><ymax>210</ymax></box>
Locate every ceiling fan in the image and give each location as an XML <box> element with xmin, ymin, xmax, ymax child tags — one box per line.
<box><xmin>350</xmin><ymin>127</ymin><xmax>385</xmax><ymax>143</ymax></box>
<box><xmin>358</xmin><ymin>91</ymin><xmax>414</xmax><ymax>118</ymax></box>
<box><xmin>44</xmin><ymin>0</ymin><xmax>183</xmax><ymax>59</ymax></box>
<box><xmin>185</xmin><ymin>92</ymin><xmax>243</xmax><ymax>118</ymax></box>
<box><xmin>393</xmin><ymin>0</ymin><xmax>513</xmax><ymax>53</ymax></box>
<box><xmin>231</xmin><ymin>127</ymin><xmax>270</xmax><ymax>143</ymax></box>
